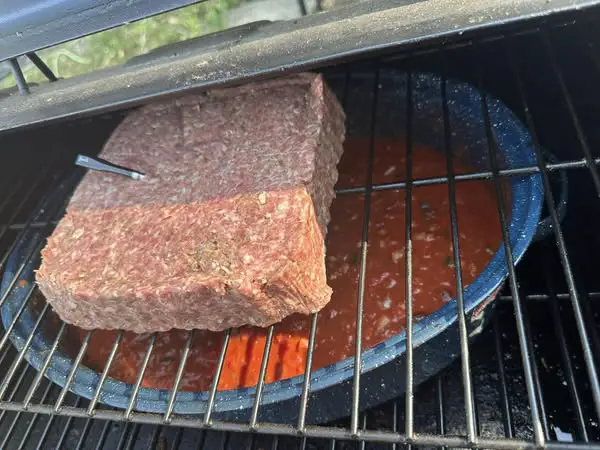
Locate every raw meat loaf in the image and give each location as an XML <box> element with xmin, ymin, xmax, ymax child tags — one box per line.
<box><xmin>36</xmin><ymin>73</ymin><xmax>345</xmax><ymax>333</ymax></box>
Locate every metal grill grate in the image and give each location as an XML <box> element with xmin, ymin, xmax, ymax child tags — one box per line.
<box><xmin>2</xmin><ymin>13</ymin><xmax>600</xmax><ymax>450</ymax></box>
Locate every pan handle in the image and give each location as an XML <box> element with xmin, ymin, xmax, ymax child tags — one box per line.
<box><xmin>532</xmin><ymin>149</ymin><xmax>568</xmax><ymax>242</ymax></box>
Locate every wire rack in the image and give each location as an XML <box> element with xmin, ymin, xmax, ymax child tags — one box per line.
<box><xmin>2</xmin><ymin>12</ymin><xmax>600</xmax><ymax>450</ymax></box>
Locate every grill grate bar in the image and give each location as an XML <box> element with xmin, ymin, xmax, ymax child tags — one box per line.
<box><xmin>56</xmin><ymin>397</ymin><xmax>84</xmax><ymax>449</ymax></box>
<box><xmin>296</xmin><ymin>312</ymin><xmax>319</xmax><ymax>432</ymax></box>
<box><xmin>123</xmin><ymin>422</ymin><xmax>141</xmax><ymax>450</ymax></box>
<box><xmin>522</xmin><ymin>304</ymin><xmax>550</xmax><ymax>439</ymax></box>
<box><xmin>88</xmin><ymin>330</ymin><xmax>123</xmax><ymax>415</ymax></box>
<box><xmin>571</xmin><ymin>265</ymin><xmax>600</xmax><ymax>383</ymax></box>
<box><xmin>95</xmin><ymin>420</ymin><xmax>112</xmax><ymax>450</ymax></box>
<box><xmin>436</xmin><ymin>375</ymin><xmax>447</xmax><ymax>450</ymax></box>
<box><xmin>148</xmin><ymin>425</ymin><xmax>163</xmax><ymax>450</ymax></box>
<box><xmin>0</xmin><ymin>234</ymin><xmax>48</xmax><ymax>311</ymax></box>
<box><xmin>0</xmin><ymin>173</ymin><xmax>68</xmax><ymax>299</ymax></box>
<box><xmin>169</xmin><ymin>427</ymin><xmax>183</xmax><ymax>450</ymax></box>
<box><xmin>249</xmin><ymin>324</ymin><xmax>275</xmax><ymax>429</ymax></box>
<box><xmin>34</xmin><ymin>394</ymin><xmax>79</xmax><ymax>450</ymax></box>
<box><xmin>360</xmin><ymin>413</ymin><xmax>368</xmax><ymax>450</ymax></box>
<box><xmin>0</xmin><ymin>283</ymin><xmax>36</xmax><ymax>352</ymax></box>
<box><xmin>203</xmin><ymin>329</ymin><xmax>230</xmax><ymax>425</ymax></box>
<box><xmin>35</xmin><ymin>409</ymin><xmax>56</xmax><ymax>450</ymax></box>
<box><xmin>0</xmin><ymin>303</ymin><xmax>49</xmax><ymax>400</ymax></box>
<box><xmin>541</xmin><ymin>31</ymin><xmax>600</xmax><ymax>196</ymax></box>
<box><xmin>1</xmin><ymin>164</ymin><xmax>54</xmax><ymax>215</ymax></box>
<box><xmin>117</xmin><ymin>423</ymin><xmax>132</xmax><ymax>449</ymax></box>
<box><xmin>164</xmin><ymin>330</ymin><xmax>194</xmax><ymax>423</ymax></box>
<box><xmin>349</xmin><ymin>68</ymin><xmax>380</xmax><ymax>436</ymax></box>
<box><xmin>247</xmin><ymin>433</ymin><xmax>257</xmax><ymax>450</ymax></box>
<box><xmin>0</xmin><ymin>163</ymin><xmax>47</xmax><ymax>239</ymax></box>
<box><xmin>1</xmin><ymin>386</ymin><xmax>31</xmax><ymax>446</ymax></box>
<box><xmin>17</xmin><ymin>381</ymin><xmax>55</xmax><ymax>450</ymax></box>
<box><xmin>7</xmin><ymin>398</ymin><xmax>600</xmax><ymax>450</ymax></box>
<box><xmin>404</xmin><ymin>68</ymin><xmax>416</xmax><ymax>442</ymax></box>
<box><xmin>441</xmin><ymin>72</ymin><xmax>477</xmax><ymax>443</ymax></box>
<box><xmin>74</xmin><ymin>416</ymin><xmax>94</xmax><ymax>450</ymax></box>
<box><xmin>0</xmin><ymin>363</ymin><xmax>31</xmax><ymax>425</ymax></box>
<box><xmin>299</xmin><ymin>435</ymin><xmax>307</xmax><ymax>450</ymax></box>
<box><xmin>335</xmin><ymin>158</ymin><xmax>600</xmax><ymax>195</ymax></box>
<box><xmin>499</xmin><ymin>292</ymin><xmax>600</xmax><ymax>302</ymax></box>
<box><xmin>0</xmin><ymin>364</ymin><xmax>31</xmax><ymax>446</ymax></box>
<box><xmin>55</xmin><ymin>330</ymin><xmax>93</xmax><ymax>412</ymax></box>
<box><xmin>0</xmin><ymin>177</ymin><xmax>26</xmax><ymax>219</ymax></box>
<box><xmin>294</xmin><ymin>54</ymin><xmax>348</xmax><ymax>429</ymax></box>
<box><xmin>125</xmin><ymin>333</ymin><xmax>157</xmax><ymax>420</ymax></box>
<box><xmin>0</xmin><ymin>168</ymin><xmax>67</xmax><ymax>270</ymax></box>
<box><xmin>0</xmin><ymin>342</ymin><xmax>13</xmax><ymax>374</ymax></box>
<box><xmin>197</xmin><ymin>429</ymin><xmax>208</xmax><ymax>449</ymax></box>
<box><xmin>0</xmin><ymin>167</ymin><xmax>70</xmax><ymax>325</ymax></box>
<box><xmin>492</xmin><ymin>314</ymin><xmax>514</xmax><ymax>439</ymax></box>
<box><xmin>479</xmin><ymin>57</ymin><xmax>545</xmax><ymax>446</ymax></box>
<box><xmin>0</xmin><ymin>159</ymin><xmax>29</xmax><ymax>215</ymax></box>
<box><xmin>508</xmin><ymin>36</ymin><xmax>600</xmax><ymax>422</ymax></box>
<box><xmin>392</xmin><ymin>397</ymin><xmax>399</xmax><ymax>450</ymax></box>
<box><xmin>23</xmin><ymin>321</ymin><xmax>65</xmax><ymax>407</ymax></box>
<box><xmin>581</xmin><ymin>23</ymin><xmax>600</xmax><ymax>90</ymax></box>
<box><xmin>543</xmin><ymin>256</ymin><xmax>589</xmax><ymax>441</ymax></box>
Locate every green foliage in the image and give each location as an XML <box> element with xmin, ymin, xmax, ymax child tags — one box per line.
<box><xmin>1</xmin><ymin>0</ymin><xmax>239</xmax><ymax>88</ymax></box>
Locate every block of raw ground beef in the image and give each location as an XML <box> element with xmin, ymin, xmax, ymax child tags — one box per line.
<box><xmin>36</xmin><ymin>73</ymin><xmax>345</xmax><ymax>333</ymax></box>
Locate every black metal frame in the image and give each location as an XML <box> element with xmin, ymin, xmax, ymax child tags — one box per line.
<box><xmin>1</xmin><ymin>11</ymin><xmax>600</xmax><ymax>450</ymax></box>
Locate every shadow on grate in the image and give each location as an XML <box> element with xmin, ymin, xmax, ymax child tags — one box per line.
<box><xmin>2</xmin><ymin>11</ymin><xmax>600</xmax><ymax>450</ymax></box>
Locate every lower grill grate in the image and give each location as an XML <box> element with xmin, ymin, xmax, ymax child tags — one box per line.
<box><xmin>2</xmin><ymin>10</ymin><xmax>600</xmax><ymax>450</ymax></box>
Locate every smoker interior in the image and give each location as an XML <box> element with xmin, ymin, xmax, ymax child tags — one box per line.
<box><xmin>2</xmin><ymin>9</ymin><xmax>600</xmax><ymax>450</ymax></box>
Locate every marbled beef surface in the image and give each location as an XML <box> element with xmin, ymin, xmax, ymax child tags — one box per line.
<box><xmin>36</xmin><ymin>73</ymin><xmax>345</xmax><ymax>332</ymax></box>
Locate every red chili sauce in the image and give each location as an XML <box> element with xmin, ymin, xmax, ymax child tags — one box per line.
<box><xmin>58</xmin><ymin>139</ymin><xmax>503</xmax><ymax>391</ymax></box>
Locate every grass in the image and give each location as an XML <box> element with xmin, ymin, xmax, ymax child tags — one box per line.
<box><xmin>1</xmin><ymin>0</ymin><xmax>239</xmax><ymax>89</ymax></box>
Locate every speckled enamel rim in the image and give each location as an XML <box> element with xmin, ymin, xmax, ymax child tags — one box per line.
<box><xmin>0</xmin><ymin>73</ymin><xmax>544</xmax><ymax>417</ymax></box>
